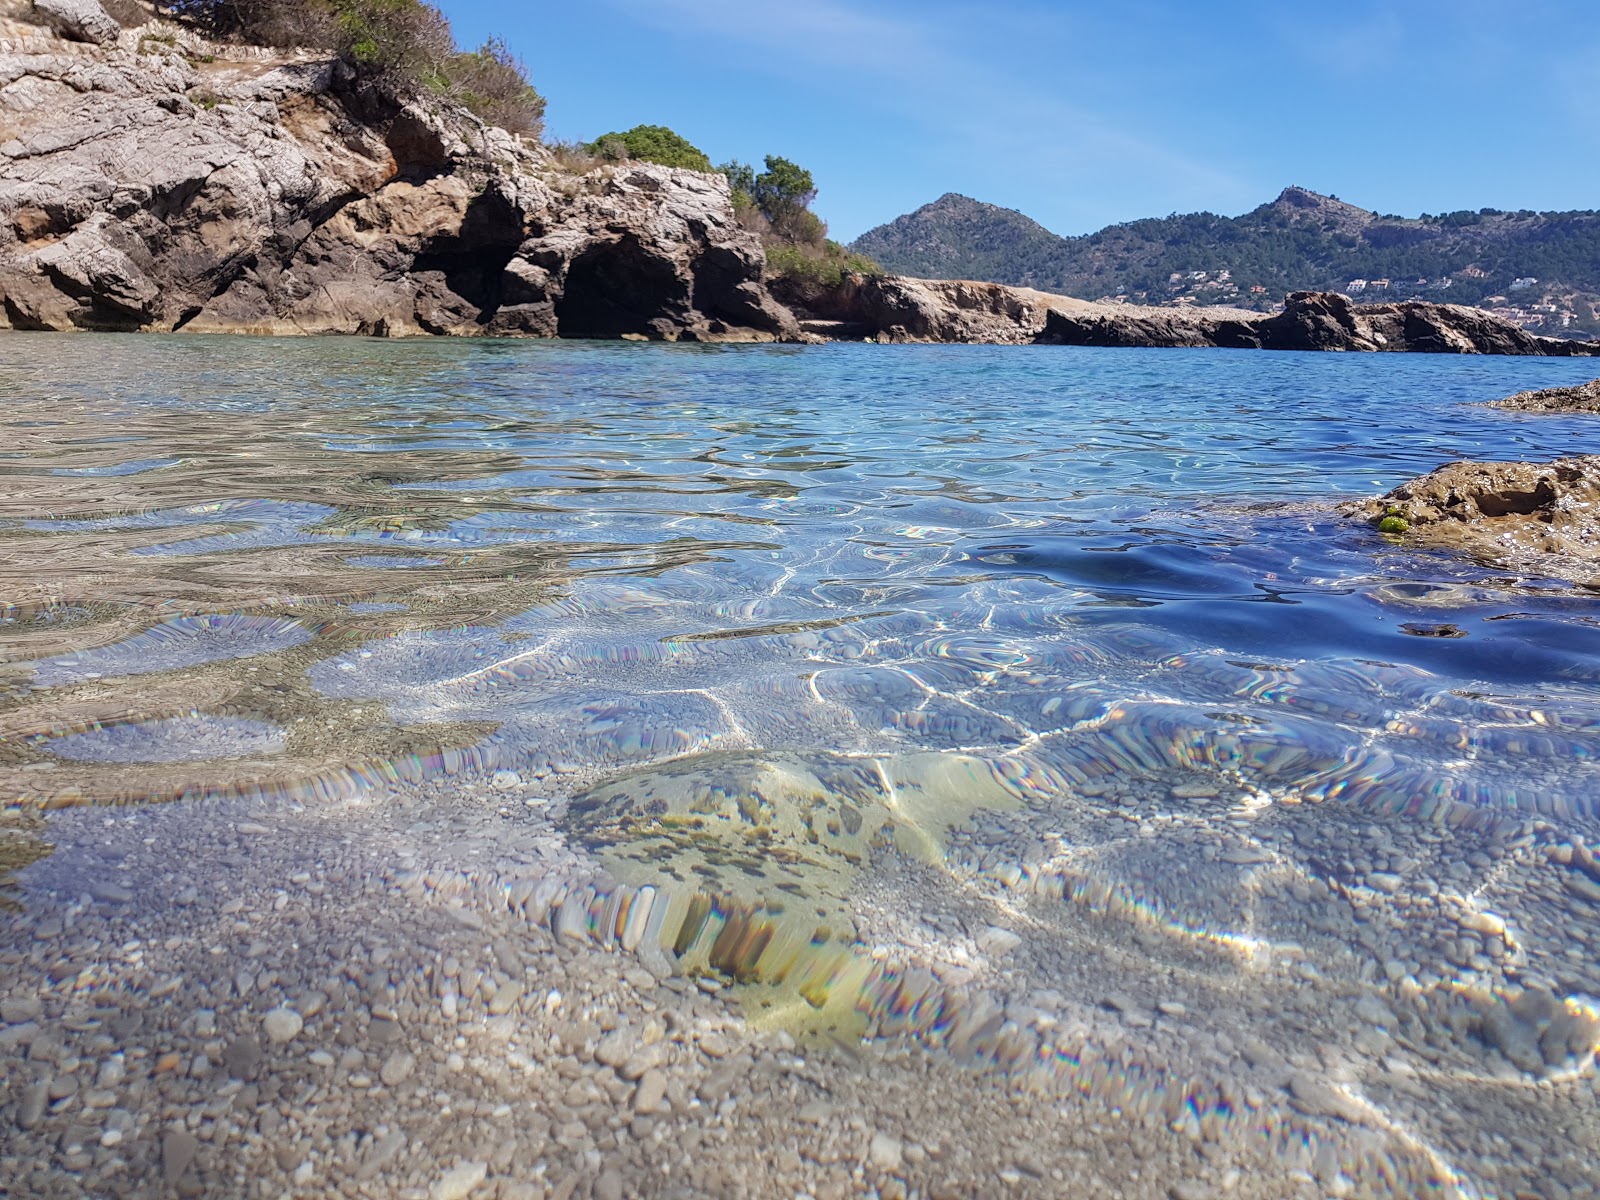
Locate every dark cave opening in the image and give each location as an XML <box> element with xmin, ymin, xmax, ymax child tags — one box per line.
<box><xmin>555</xmin><ymin>236</ymin><xmax>685</xmax><ymax>339</ymax></box>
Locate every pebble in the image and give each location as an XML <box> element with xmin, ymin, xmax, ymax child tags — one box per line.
<box><xmin>262</xmin><ymin>1008</ymin><xmax>304</xmax><ymax>1045</ymax></box>
<box><xmin>619</xmin><ymin>1044</ymin><xmax>664</xmax><ymax>1081</ymax></box>
<box><xmin>380</xmin><ymin>1049</ymin><xmax>417</xmax><ymax>1087</ymax></box>
<box><xmin>594</xmin><ymin>1169</ymin><xmax>624</xmax><ymax>1200</ymax></box>
<box><xmin>163</xmin><ymin>1129</ymin><xmax>199</xmax><ymax>1183</ymax></box>
<box><xmin>431</xmin><ymin>1160</ymin><xmax>488</xmax><ymax>1200</ymax></box>
<box><xmin>1</xmin><ymin>997</ymin><xmax>42</xmax><ymax>1023</ymax></box>
<box><xmin>976</xmin><ymin>926</ymin><xmax>1022</xmax><ymax>957</ymax></box>
<box><xmin>595</xmin><ymin>1028</ymin><xmax>636</xmax><ymax>1069</ymax></box>
<box><xmin>17</xmin><ymin>1078</ymin><xmax>47</xmax><ymax>1129</ymax></box>
<box><xmin>869</xmin><ymin>1131</ymin><xmax>905</xmax><ymax>1172</ymax></box>
<box><xmin>633</xmin><ymin>1067</ymin><xmax>668</xmax><ymax>1114</ymax></box>
<box><xmin>1171</xmin><ymin>1181</ymin><xmax>1213</xmax><ymax>1200</ymax></box>
<box><xmin>357</xmin><ymin>1131</ymin><xmax>408</xmax><ymax>1182</ymax></box>
<box><xmin>222</xmin><ymin>1036</ymin><xmax>262</xmax><ymax>1078</ymax></box>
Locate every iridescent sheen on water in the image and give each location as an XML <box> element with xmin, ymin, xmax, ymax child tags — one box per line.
<box><xmin>5</xmin><ymin>334</ymin><xmax>1600</xmax><ymax>1194</ymax></box>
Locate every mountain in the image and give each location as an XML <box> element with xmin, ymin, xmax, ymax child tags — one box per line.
<box><xmin>851</xmin><ymin>189</ymin><xmax>1600</xmax><ymax>334</ymax></box>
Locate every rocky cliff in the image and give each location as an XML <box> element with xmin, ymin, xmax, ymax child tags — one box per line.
<box><xmin>0</xmin><ymin>1</ymin><xmax>797</xmax><ymax>340</ymax></box>
<box><xmin>782</xmin><ymin>275</ymin><xmax>1600</xmax><ymax>356</ymax></box>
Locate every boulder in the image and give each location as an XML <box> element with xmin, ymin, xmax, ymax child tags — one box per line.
<box><xmin>31</xmin><ymin>0</ymin><xmax>121</xmax><ymax>45</ymax></box>
<box><xmin>1341</xmin><ymin>456</ymin><xmax>1600</xmax><ymax>584</ymax></box>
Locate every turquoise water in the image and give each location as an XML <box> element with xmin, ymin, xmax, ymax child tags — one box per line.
<box><xmin>6</xmin><ymin>335</ymin><xmax>1600</xmax><ymax>1194</ymax></box>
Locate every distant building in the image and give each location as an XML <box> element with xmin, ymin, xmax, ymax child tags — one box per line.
<box><xmin>1511</xmin><ymin>277</ymin><xmax>1538</xmax><ymax>290</ymax></box>
<box><xmin>1459</xmin><ymin>265</ymin><xmax>1489</xmax><ymax>279</ymax></box>
<box><xmin>1169</xmin><ymin>272</ymin><xmax>1184</xmax><ymax>283</ymax></box>
<box><xmin>1370</xmin><ymin>279</ymin><xmax>1391</xmax><ymax>290</ymax></box>
<box><xmin>1188</xmin><ymin>270</ymin><xmax>1208</xmax><ymax>281</ymax></box>
<box><xmin>1250</xmin><ymin>285</ymin><xmax>1268</xmax><ymax>294</ymax></box>
<box><xmin>1347</xmin><ymin>279</ymin><xmax>1368</xmax><ymax>294</ymax></box>
<box><xmin>1217</xmin><ymin>270</ymin><xmax>1232</xmax><ymax>282</ymax></box>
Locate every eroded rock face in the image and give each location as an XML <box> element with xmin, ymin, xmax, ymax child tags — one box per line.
<box><xmin>784</xmin><ymin>275</ymin><xmax>1600</xmax><ymax>357</ymax></box>
<box><xmin>1342</xmin><ymin>457</ymin><xmax>1600</xmax><ymax>584</ymax></box>
<box><xmin>1488</xmin><ymin>378</ymin><xmax>1600</xmax><ymax>414</ymax></box>
<box><xmin>0</xmin><ymin>8</ymin><xmax>796</xmax><ymax>340</ymax></box>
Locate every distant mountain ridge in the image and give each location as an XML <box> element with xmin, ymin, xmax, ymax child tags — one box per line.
<box><xmin>850</xmin><ymin>189</ymin><xmax>1600</xmax><ymax>334</ymax></box>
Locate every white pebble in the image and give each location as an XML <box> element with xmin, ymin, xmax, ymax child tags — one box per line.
<box><xmin>262</xmin><ymin>1008</ymin><xmax>303</xmax><ymax>1045</ymax></box>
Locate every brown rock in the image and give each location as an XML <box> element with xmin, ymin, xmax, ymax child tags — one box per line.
<box><xmin>1341</xmin><ymin>455</ymin><xmax>1600</xmax><ymax>583</ymax></box>
<box><xmin>1489</xmin><ymin>378</ymin><xmax>1600</xmax><ymax>414</ymax></box>
<box><xmin>781</xmin><ymin>275</ymin><xmax>1597</xmax><ymax>356</ymax></box>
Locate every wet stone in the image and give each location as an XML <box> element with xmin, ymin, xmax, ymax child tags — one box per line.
<box><xmin>380</xmin><ymin>1049</ymin><xmax>416</xmax><ymax>1087</ymax></box>
<box><xmin>431</xmin><ymin>1160</ymin><xmax>488</xmax><ymax>1200</ymax></box>
<box><xmin>222</xmin><ymin>1036</ymin><xmax>262</xmax><ymax>1079</ymax></box>
<box><xmin>162</xmin><ymin>1129</ymin><xmax>199</xmax><ymax>1183</ymax></box>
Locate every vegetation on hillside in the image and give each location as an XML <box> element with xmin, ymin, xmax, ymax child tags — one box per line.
<box><xmin>171</xmin><ymin>0</ymin><xmax>545</xmax><ymax>133</ymax></box>
<box><xmin>718</xmin><ymin>156</ymin><xmax>878</xmax><ymax>288</ymax></box>
<box><xmin>852</xmin><ymin>190</ymin><xmax>1600</xmax><ymax>331</ymax></box>
<box><xmin>583</xmin><ymin>125</ymin><xmax>713</xmax><ymax>172</ymax></box>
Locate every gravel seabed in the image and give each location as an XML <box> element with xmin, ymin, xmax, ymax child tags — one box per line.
<box><xmin>4</xmin><ymin>759</ymin><xmax>1600</xmax><ymax>1200</ymax></box>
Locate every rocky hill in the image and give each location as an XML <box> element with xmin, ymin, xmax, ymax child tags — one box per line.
<box><xmin>852</xmin><ymin>189</ymin><xmax>1600</xmax><ymax>336</ymax></box>
<box><xmin>0</xmin><ymin>0</ymin><xmax>796</xmax><ymax>340</ymax></box>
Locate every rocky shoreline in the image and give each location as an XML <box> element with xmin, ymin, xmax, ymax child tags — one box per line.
<box><xmin>1</xmin><ymin>3</ymin><xmax>1597</xmax><ymax>357</ymax></box>
<box><xmin>1488</xmin><ymin>378</ymin><xmax>1600</xmax><ymax>413</ymax></box>
<box><xmin>1343</xmin><ymin>456</ymin><xmax>1600</xmax><ymax>586</ymax></box>
<box><xmin>779</xmin><ymin>276</ymin><xmax>1599</xmax><ymax>355</ymax></box>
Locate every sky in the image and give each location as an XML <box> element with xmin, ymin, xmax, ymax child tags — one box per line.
<box><xmin>436</xmin><ymin>0</ymin><xmax>1600</xmax><ymax>243</ymax></box>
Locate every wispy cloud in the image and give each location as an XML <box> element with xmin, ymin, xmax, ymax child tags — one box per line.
<box><xmin>607</xmin><ymin>0</ymin><xmax>1250</xmax><ymax>228</ymax></box>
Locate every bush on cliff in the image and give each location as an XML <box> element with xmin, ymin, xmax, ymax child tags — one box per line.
<box><xmin>719</xmin><ymin>155</ymin><xmax>879</xmax><ymax>286</ymax></box>
<box><xmin>583</xmin><ymin>126</ymin><xmax>714</xmax><ymax>173</ymax></box>
<box><xmin>766</xmin><ymin>242</ymin><xmax>880</xmax><ymax>290</ymax></box>
<box><xmin>172</xmin><ymin>0</ymin><xmax>545</xmax><ymax>135</ymax></box>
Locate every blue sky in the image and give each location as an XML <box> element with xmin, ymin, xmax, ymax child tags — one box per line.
<box><xmin>437</xmin><ymin>0</ymin><xmax>1600</xmax><ymax>243</ymax></box>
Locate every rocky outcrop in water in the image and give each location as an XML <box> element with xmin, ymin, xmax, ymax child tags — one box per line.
<box><xmin>1342</xmin><ymin>457</ymin><xmax>1600</xmax><ymax>584</ymax></box>
<box><xmin>0</xmin><ymin>2</ymin><xmax>796</xmax><ymax>340</ymax></box>
<box><xmin>1487</xmin><ymin>378</ymin><xmax>1600</xmax><ymax>414</ymax></box>
<box><xmin>784</xmin><ymin>276</ymin><xmax>1600</xmax><ymax>356</ymax></box>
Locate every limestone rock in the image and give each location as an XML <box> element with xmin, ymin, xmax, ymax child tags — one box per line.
<box><xmin>780</xmin><ymin>274</ymin><xmax>1598</xmax><ymax>356</ymax></box>
<box><xmin>1489</xmin><ymin>377</ymin><xmax>1600</xmax><ymax>414</ymax></box>
<box><xmin>0</xmin><ymin>17</ymin><xmax>797</xmax><ymax>342</ymax></box>
<box><xmin>1341</xmin><ymin>455</ymin><xmax>1600</xmax><ymax>584</ymax></box>
<box><xmin>31</xmin><ymin>0</ymin><xmax>121</xmax><ymax>45</ymax></box>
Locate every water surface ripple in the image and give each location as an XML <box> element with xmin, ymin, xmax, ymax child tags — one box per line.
<box><xmin>5</xmin><ymin>335</ymin><xmax>1600</xmax><ymax>1194</ymax></box>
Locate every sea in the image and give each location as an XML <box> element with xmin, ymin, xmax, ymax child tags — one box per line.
<box><xmin>4</xmin><ymin>334</ymin><xmax>1600</xmax><ymax>1198</ymax></box>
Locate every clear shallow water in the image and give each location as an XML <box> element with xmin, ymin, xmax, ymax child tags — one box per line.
<box><xmin>6</xmin><ymin>335</ymin><xmax>1600</xmax><ymax>1193</ymax></box>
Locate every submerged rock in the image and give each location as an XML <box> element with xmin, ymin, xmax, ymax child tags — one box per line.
<box><xmin>1487</xmin><ymin>378</ymin><xmax>1600</xmax><ymax>414</ymax></box>
<box><xmin>0</xmin><ymin>10</ymin><xmax>795</xmax><ymax>341</ymax></box>
<box><xmin>1342</xmin><ymin>456</ymin><xmax>1600</xmax><ymax>583</ymax></box>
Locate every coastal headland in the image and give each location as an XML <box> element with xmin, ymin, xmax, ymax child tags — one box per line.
<box><xmin>0</xmin><ymin>2</ymin><xmax>1594</xmax><ymax>357</ymax></box>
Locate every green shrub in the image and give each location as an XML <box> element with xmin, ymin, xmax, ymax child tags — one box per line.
<box><xmin>583</xmin><ymin>125</ymin><xmax>713</xmax><ymax>172</ymax></box>
<box><xmin>172</xmin><ymin>1</ymin><xmax>545</xmax><ymax>136</ymax></box>
<box><xmin>766</xmin><ymin>241</ymin><xmax>881</xmax><ymax>289</ymax></box>
<box><xmin>449</xmin><ymin>37</ymin><xmax>545</xmax><ymax>135</ymax></box>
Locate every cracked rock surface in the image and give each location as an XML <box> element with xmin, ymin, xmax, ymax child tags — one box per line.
<box><xmin>0</xmin><ymin>2</ymin><xmax>796</xmax><ymax>341</ymax></box>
